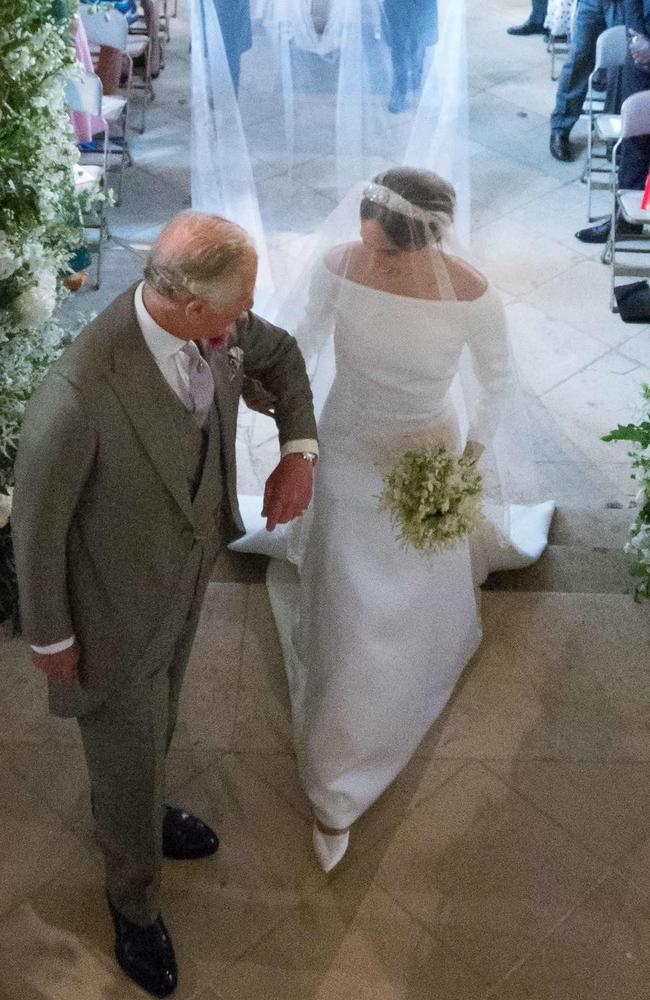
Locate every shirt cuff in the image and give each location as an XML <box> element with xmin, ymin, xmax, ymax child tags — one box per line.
<box><xmin>31</xmin><ymin>636</ymin><xmax>75</xmax><ymax>655</ymax></box>
<box><xmin>280</xmin><ymin>439</ymin><xmax>319</xmax><ymax>458</ymax></box>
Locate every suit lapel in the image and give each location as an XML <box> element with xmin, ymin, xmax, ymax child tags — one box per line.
<box><xmin>107</xmin><ymin>296</ymin><xmax>195</xmax><ymax>526</ymax></box>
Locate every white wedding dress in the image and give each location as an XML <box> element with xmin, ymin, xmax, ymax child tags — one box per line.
<box><xmin>233</xmin><ymin>258</ymin><xmax>555</xmax><ymax>858</ymax></box>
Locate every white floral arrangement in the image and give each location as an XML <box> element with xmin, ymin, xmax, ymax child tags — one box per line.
<box><xmin>0</xmin><ymin>0</ymin><xmax>86</xmax><ymax>622</ymax></box>
<box><xmin>603</xmin><ymin>384</ymin><xmax>650</xmax><ymax>602</ymax></box>
<box><xmin>0</xmin><ymin>489</ymin><xmax>13</xmax><ymax>531</ymax></box>
<box><xmin>378</xmin><ymin>443</ymin><xmax>484</xmax><ymax>553</ymax></box>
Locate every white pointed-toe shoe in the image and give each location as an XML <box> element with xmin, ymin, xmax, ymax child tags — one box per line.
<box><xmin>313</xmin><ymin>822</ymin><xmax>350</xmax><ymax>872</ymax></box>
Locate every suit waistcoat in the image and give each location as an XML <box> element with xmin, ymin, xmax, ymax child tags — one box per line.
<box><xmin>173</xmin><ymin>399</ymin><xmax>224</xmax><ymax>536</ymax></box>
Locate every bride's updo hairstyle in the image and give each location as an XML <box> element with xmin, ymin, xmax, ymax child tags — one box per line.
<box><xmin>360</xmin><ymin>167</ymin><xmax>455</xmax><ymax>251</ymax></box>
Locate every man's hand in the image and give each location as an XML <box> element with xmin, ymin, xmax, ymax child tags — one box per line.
<box><xmin>262</xmin><ymin>453</ymin><xmax>315</xmax><ymax>531</ymax></box>
<box><xmin>31</xmin><ymin>641</ymin><xmax>80</xmax><ymax>684</ymax></box>
<box><xmin>463</xmin><ymin>439</ymin><xmax>485</xmax><ymax>464</ymax></box>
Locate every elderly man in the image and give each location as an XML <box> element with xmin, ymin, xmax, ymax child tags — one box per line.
<box><xmin>12</xmin><ymin>212</ymin><xmax>317</xmax><ymax>998</ymax></box>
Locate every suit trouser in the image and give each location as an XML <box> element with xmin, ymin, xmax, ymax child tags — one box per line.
<box><xmin>531</xmin><ymin>0</ymin><xmax>549</xmax><ymax>24</ymax></box>
<box><xmin>78</xmin><ymin>598</ymin><xmax>203</xmax><ymax>926</ymax></box>
<box><xmin>550</xmin><ymin>0</ymin><xmax>624</xmax><ymax>133</ymax></box>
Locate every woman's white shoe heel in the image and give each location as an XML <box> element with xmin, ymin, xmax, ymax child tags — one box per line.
<box><xmin>313</xmin><ymin>823</ymin><xmax>349</xmax><ymax>872</ymax></box>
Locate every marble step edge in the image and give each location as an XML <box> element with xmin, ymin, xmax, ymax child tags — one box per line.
<box><xmin>548</xmin><ymin>506</ymin><xmax>636</xmax><ymax>549</ymax></box>
<box><xmin>483</xmin><ymin>544</ymin><xmax>633</xmax><ymax>595</ymax></box>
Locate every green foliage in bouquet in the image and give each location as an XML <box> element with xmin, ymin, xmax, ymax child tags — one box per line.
<box><xmin>378</xmin><ymin>443</ymin><xmax>484</xmax><ymax>553</ymax></box>
<box><xmin>602</xmin><ymin>384</ymin><xmax>650</xmax><ymax>602</ymax></box>
<box><xmin>0</xmin><ymin>0</ymin><xmax>83</xmax><ymax>624</ymax></box>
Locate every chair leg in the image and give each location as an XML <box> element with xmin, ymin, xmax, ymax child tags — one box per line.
<box><xmin>607</xmin><ymin>204</ymin><xmax>619</xmax><ymax>310</ymax></box>
<box><xmin>95</xmin><ymin>224</ymin><xmax>103</xmax><ymax>290</ymax></box>
<box><xmin>116</xmin><ymin>143</ymin><xmax>126</xmax><ymax>206</ymax></box>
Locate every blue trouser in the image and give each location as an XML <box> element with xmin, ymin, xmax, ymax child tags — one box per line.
<box><xmin>619</xmin><ymin>53</ymin><xmax>650</xmax><ymax>188</ymax></box>
<box><xmin>213</xmin><ymin>0</ymin><xmax>251</xmax><ymax>94</ymax></box>
<box><xmin>531</xmin><ymin>0</ymin><xmax>549</xmax><ymax>24</ymax></box>
<box><xmin>383</xmin><ymin>0</ymin><xmax>438</xmax><ymax>91</ymax></box>
<box><xmin>550</xmin><ymin>0</ymin><xmax>625</xmax><ymax>132</ymax></box>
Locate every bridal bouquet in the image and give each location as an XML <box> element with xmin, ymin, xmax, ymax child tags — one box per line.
<box><xmin>378</xmin><ymin>443</ymin><xmax>483</xmax><ymax>553</ymax></box>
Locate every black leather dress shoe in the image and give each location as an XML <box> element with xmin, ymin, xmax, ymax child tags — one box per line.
<box><xmin>575</xmin><ymin>217</ymin><xmax>644</xmax><ymax>243</ymax></box>
<box><xmin>550</xmin><ymin>129</ymin><xmax>572</xmax><ymax>161</ymax></box>
<box><xmin>162</xmin><ymin>806</ymin><xmax>219</xmax><ymax>860</ymax></box>
<box><xmin>507</xmin><ymin>19</ymin><xmax>546</xmax><ymax>35</ymax></box>
<box><xmin>108</xmin><ymin>899</ymin><xmax>177</xmax><ymax>998</ymax></box>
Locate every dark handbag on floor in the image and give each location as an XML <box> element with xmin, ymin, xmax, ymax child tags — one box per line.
<box><xmin>614</xmin><ymin>280</ymin><xmax>650</xmax><ymax>322</ymax></box>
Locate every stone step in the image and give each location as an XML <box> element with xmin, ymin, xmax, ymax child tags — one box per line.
<box><xmin>483</xmin><ymin>544</ymin><xmax>632</xmax><ymax>595</ymax></box>
<box><xmin>548</xmin><ymin>506</ymin><xmax>634</xmax><ymax>549</ymax></box>
<box><xmin>213</xmin><ymin>510</ymin><xmax>635</xmax><ymax>592</ymax></box>
<box><xmin>431</xmin><ymin>591</ymin><xmax>650</xmax><ymax>762</ymax></box>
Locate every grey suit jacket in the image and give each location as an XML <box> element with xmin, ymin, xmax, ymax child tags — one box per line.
<box><xmin>12</xmin><ymin>283</ymin><xmax>316</xmax><ymax>714</ymax></box>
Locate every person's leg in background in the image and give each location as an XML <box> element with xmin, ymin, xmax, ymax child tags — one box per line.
<box><xmin>550</xmin><ymin>0</ymin><xmax>607</xmax><ymax>161</ymax></box>
<box><xmin>507</xmin><ymin>0</ymin><xmax>549</xmax><ymax>35</ymax></box>
<box><xmin>383</xmin><ymin>0</ymin><xmax>410</xmax><ymax>113</ymax></box>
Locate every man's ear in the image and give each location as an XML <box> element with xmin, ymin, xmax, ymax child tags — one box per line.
<box><xmin>184</xmin><ymin>299</ymin><xmax>204</xmax><ymax>322</ymax></box>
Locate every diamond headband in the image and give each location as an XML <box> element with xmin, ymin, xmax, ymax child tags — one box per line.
<box><xmin>362</xmin><ymin>182</ymin><xmax>447</xmax><ymax>227</ymax></box>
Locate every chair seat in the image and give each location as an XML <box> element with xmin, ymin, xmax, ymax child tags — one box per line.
<box><xmin>127</xmin><ymin>37</ymin><xmax>149</xmax><ymax>58</ymax></box>
<box><xmin>102</xmin><ymin>94</ymin><xmax>127</xmax><ymax>121</ymax></box>
<box><xmin>595</xmin><ymin>114</ymin><xmax>621</xmax><ymax>141</ymax></box>
<box><xmin>618</xmin><ymin>189</ymin><xmax>650</xmax><ymax>225</ymax></box>
<box><xmin>74</xmin><ymin>164</ymin><xmax>104</xmax><ymax>192</ymax></box>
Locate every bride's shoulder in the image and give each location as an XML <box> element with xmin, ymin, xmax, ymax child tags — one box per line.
<box><xmin>443</xmin><ymin>256</ymin><xmax>490</xmax><ymax>302</ymax></box>
<box><xmin>324</xmin><ymin>242</ymin><xmax>361</xmax><ymax>276</ymax></box>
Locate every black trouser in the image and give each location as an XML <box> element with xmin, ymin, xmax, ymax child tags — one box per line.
<box><xmin>619</xmin><ymin>54</ymin><xmax>650</xmax><ymax>189</ymax></box>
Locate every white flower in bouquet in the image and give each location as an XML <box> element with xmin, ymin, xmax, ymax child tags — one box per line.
<box><xmin>0</xmin><ymin>231</ymin><xmax>19</xmax><ymax>281</ymax></box>
<box><xmin>378</xmin><ymin>442</ymin><xmax>484</xmax><ymax>553</ymax></box>
<box><xmin>16</xmin><ymin>271</ymin><xmax>58</xmax><ymax>328</ymax></box>
<box><xmin>0</xmin><ymin>489</ymin><xmax>13</xmax><ymax>530</ymax></box>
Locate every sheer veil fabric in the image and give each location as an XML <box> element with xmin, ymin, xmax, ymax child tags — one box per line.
<box><xmin>229</xmin><ymin>174</ymin><xmax>555</xmax><ymax>840</ymax></box>
<box><xmin>191</xmin><ymin>2</ymin><xmax>555</xmax><ymax>849</ymax></box>
<box><xmin>191</xmin><ymin>0</ymin><xmax>469</xmax><ymax>307</ymax></box>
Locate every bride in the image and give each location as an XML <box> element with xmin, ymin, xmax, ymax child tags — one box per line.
<box><xmin>234</xmin><ymin>167</ymin><xmax>554</xmax><ymax>871</ymax></box>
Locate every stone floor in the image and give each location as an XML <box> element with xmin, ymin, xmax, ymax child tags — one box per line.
<box><xmin>3</xmin><ymin>1</ymin><xmax>650</xmax><ymax>998</ymax></box>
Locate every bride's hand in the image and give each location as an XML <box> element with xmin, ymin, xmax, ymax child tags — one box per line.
<box><xmin>463</xmin><ymin>440</ymin><xmax>485</xmax><ymax>463</ymax></box>
<box><xmin>262</xmin><ymin>453</ymin><xmax>316</xmax><ymax>531</ymax></box>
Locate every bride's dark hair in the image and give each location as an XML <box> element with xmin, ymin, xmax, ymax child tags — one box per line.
<box><xmin>360</xmin><ymin>167</ymin><xmax>456</xmax><ymax>251</ymax></box>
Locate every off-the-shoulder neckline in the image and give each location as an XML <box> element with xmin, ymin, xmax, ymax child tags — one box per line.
<box><xmin>322</xmin><ymin>255</ymin><xmax>491</xmax><ymax>304</ymax></box>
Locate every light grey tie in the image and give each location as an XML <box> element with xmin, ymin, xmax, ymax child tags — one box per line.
<box><xmin>180</xmin><ymin>341</ymin><xmax>215</xmax><ymax>427</ymax></box>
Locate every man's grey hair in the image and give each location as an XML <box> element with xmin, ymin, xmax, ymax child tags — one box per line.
<box><xmin>144</xmin><ymin>210</ymin><xmax>257</xmax><ymax>303</ymax></box>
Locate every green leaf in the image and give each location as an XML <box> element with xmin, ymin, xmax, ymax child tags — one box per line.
<box><xmin>602</xmin><ymin>424</ymin><xmax>650</xmax><ymax>445</ymax></box>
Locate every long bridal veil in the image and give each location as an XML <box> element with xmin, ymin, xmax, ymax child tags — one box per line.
<box><xmin>227</xmin><ymin>171</ymin><xmax>554</xmax><ymax>575</ymax></box>
<box><xmin>191</xmin><ymin>0</ymin><xmax>469</xmax><ymax>310</ymax></box>
<box><xmin>191</xmin><ymin>0</ymin><xmax>476</xmax><ymax>485</ymax></box>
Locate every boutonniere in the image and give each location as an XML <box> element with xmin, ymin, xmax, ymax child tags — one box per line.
<box><xmin>227</xmin><ymin>345</ymin><xmax>244</xmax><ymax>381</ymax></box>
